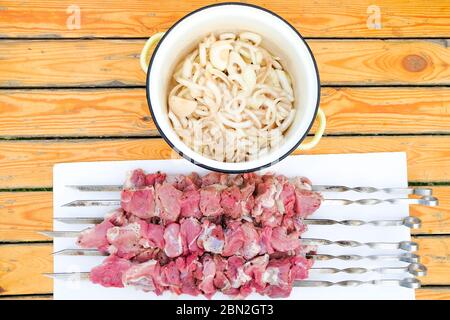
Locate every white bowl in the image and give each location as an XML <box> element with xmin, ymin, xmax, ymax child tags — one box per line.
<box><xmin>146</xmin><ymin>2</ymin><xmax>321</xmax><ymax>173</ymax></box>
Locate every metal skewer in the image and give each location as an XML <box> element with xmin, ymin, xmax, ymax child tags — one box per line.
<box><xmin>39</xmin><ymin>229</ymin><xmax>418</xmax><ymax>252</ymax></box>
<box><xmin>60</xmin><ymin>196</ymin><xmax>438</xmax><ymax>207</ymax></box>
<box><xmin>307</xmin><ymin>252</ymin><xmax>420</xmax><ymax>263</ymax></box>
<box><xmin>295</xmin><ymin>278</ymin><xmax>421</xmax><ymax>289</ymax></box>
<box><xmin>43</xmin><ymin>272</ymin><xmax>422</xmax><ymax>289</ymax></box>
<box><xmin>301</xmin><ymin>239</ymin><xmax>418</xmax><ymax>251</ymax></box>
<box><xmin>53</xmin><ymin>216</ymin><xmax>422</xmax><ymax>229</ymax></box>
<box><xmin>67</xmin><ymin>184</ymin><xmax>433</xmax><ymax>196</ymax></box>
<box><xmin>51</xmin><ymin>249</ymin><xmax>421</xmax><ymax>264</ymax></box>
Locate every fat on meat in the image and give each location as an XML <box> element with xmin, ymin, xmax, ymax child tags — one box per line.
<box><xmin>163</xmin><ymin>222</ymin><xmax>184</xmax><ymax>258</ymax></box>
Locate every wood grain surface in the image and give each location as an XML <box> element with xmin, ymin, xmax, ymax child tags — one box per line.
<box><xmin>1</xmin><ymin>40</ymin><xmax>449</xmax><ymax>87</ymax></box>
<box><xmin>0</xmin><ymin>192</ymin><xmax>52</xmax><ymax>242</ymax></box>
<box><xmin>0</xmin><ymin>136</ymin><xmax>448</xmax><ymax>188</ymax></box>
<box><xmin>1</xmin><ymin>237</ymin><xmax>448</xmax><ymax>296</ymax></box>
<box><xmin>0</xmin><ymin>244</ymin><xmax>53</xmax><ymax>296</ymax></box>
<box><xmin>0</xmin><ymin>0</ymin><xmax>449</xmax><ymax>38</ymax></box>
<box><xmin>1</xmin><ymin>87</ymin><xmax>449</xmax><ymax>138</ymax></box>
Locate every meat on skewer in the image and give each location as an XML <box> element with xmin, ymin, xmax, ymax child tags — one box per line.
<box><xmin>89</xmin><ymin>251</ymin><xmax>312</xmax><ymax>299</ymax></box>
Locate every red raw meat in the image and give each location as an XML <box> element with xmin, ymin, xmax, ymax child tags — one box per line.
<box><xmin>106</xmin><ymin>221</ymin><xmax>147</xmax><ymax>259</ymax></box>
<box><xmin>180</xmin><ymin>217</ymin><xmax>202</xmax><ymax>254</ymax></box>
<box><xmin>90</xmin><ymin>255</ymin><xmax>132</xmax><ymax>288</ymax></box>
<box><xmin>155</xmin><ymin>183</ymin><xmax>183</xmax><ymax>222</ymax></box>
<box><xmin>140</xmin><ymin>222</ymin><xmax>165</xmax><ymax>249</ymax></box>
<box><xmin>121</xmin><ymin>187</ymin><xmax>156</xmax><ymax>219</ymax></box>
<box><xmin>270</xmin><ymin>227</ymin><xmax>301</xmax><ymax>252</ymax></box>
<box><xmin>197</xmin><ymin>220</ymin><xmax>225</xmax><ymax>254</ymax></box>
<box><xmin>163</xmin><ymin>222</ymin><xmax>184</xmax><ymax>258</ymax></box>
<box><xmin>77</xmin><ymin>219</ymin><xmax>114</xmax><ymax>252</ymax></box>
<box><xmin>197</xmin><ymin>255</ymin><xmax>216</xmax><ymax>297</ymax></box>
<box><xmin>122</xmin><ymin>260</ymin><xmax>160</xmax><ymax>292</ymax></box>
<box><xmin>199</xmin><ymin>185</ymin><xmax>224</xmax><ymax>217</ymax></box>
<box><xmin>222</xmin><ymin>221</ymin><xmax>245</xmax><ymax>256</ymax></box>
<box><xmin>180</xmin><ymin>189</ymin><xmax>201</xmax><ymax>219</ymax></box>
<box><xmin>294</xmin><ymin>189</ymin><xmax>322</xmax><ymax>217</ymax></box>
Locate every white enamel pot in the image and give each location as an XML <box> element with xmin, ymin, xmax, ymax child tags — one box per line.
<box><xmin>141</xmin><ymin>2</ymin><xmax>325</xmax><ymax>173</ymax></box>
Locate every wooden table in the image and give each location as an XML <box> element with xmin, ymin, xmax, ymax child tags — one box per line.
<box><xmin>0</xmin><ymin>0</ymin><xmax>449</xmax><ymax>300</ymax></box>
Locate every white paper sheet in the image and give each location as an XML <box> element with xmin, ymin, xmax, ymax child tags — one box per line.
<box><xmin>53</xmin><ymin>152</ymin><xmax>414</xmax><ymax>300</ymax></box>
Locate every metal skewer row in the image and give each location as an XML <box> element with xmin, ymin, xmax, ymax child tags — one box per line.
<box><xmin>48</xmin><ymin>184</ymin><xmax>433</xmax><ymax>291</ymax></box>
<box><xmin>67</xmin><ymin>184</ymin><xmax>433</xmax><ymax>196</ymax></box>
<box><xmin>43</xmin><ymin>272</ymin><xmax>423</xmax><ymax>289</ymax></box>
<box><xmin>62</xmin><ymin>184</ymin><xmax>438</xmax><ymax>207</ymax></box>
<box><xmin>53</xmin><ymin>216</ymin><xmax>422</xmax><ymax>228</ymax></box>
<box><xmin>61</xmin><ymin>196</ymin><xmax>438</xmax><ymax>207</ymax></box>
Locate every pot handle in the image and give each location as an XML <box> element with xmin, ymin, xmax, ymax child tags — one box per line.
<box><xmin>140</xmin><ymin>32</ymin><xmax>166</xmax><ymax>73</ymax></box>
<box><xmin>297</xmin><ymin>108</ymin><xmax>326</xmax><ymax>150</ymax></box>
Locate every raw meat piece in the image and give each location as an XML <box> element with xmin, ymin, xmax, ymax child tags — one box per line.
<box><xmin>124</xmin><ymin>169</ymin><xmax>147</xmax><ymax>189</ymax></box>
<box><xmin>140</xmin><ymin>222</ymin><xmax>165</xmax><ymax>249</ymax></box>
<box><xmin>199</xmin><ymin>185</ymin><xmax>224</xmax><ymax>217</ymax></box>
<box><xmin>161</xmin><ymin>261</ymin><xmax>182</xmax><ymax>294</ymax></box>
<box><xmin>270</xmin><ymin>226</ymin><xmax>301</xmax><ymax>252</ymax></box>
<box><xmin>197</xmin><ymin>220</ymin><xmax>225</xmax><ymax>254</ymax></box>
<box><xmin>197</xmin><ymin>255</ymin><xmax>216</xmax><ymax>298</ymax></box>
<box><xmin>180</xmin><ymin>189</ymin><xmax>201</xmax><ymax>219</ymax></box>
<box><xmin>226</xmin><ymin>256</ymin><xmax>251</xmax><ymax>289</ymax></box>
<box><xmin>262</xmin><ymin>258</ymin><xmax>292</xmax><ymax>298</ymax></box>
<box><xmin>106</xmin><ymin>221</ymin><xmax>146</xmax><ymax>259</ymax></box>
<box><xmin>121</xmin><ymin>187</ymin><xmax>156</xmax><ymax>219</ymax></box>
<box><xmin>222</xmin><ymin>220</ymin><xmax>245</xmax><ymax>256</ymax></box>
<box><xmin>105</xmin><ymin>208</ymin><xmax>128</xmax><ymax>226</ymax></box>
<box><xmin>294</xmin><ymin>188</ymin><xmax>322</xmax><ymax>217</ymax></box>
<box><xmin>90</xmin><ymin>255</ymin><xmax>132</xmax><ymax>288</ymax></box>
<box><xmin>145</xmin><ymin>172</ymin><xmax>166</xmax><ymax>186</ymax></box>
<box><xmin>220</xmin><ymin>185</ymin><xmax>242</xmax><ymax>219</ymax></box>
<box><xmin>122</xmin><ymin>260</ymin><xmax>160</xmax><ymax>292</ymax></box>
<box><xmin>180</xmin><ymin>217</ymin><xmax>202</xmax><ymax>254</ymax></box>
<box><xmin>163</xmin><ymin>222</ymin><xmax>184</xmax><ymax>258</ymax></box>
<box><xmin>241</xmin><ymin>222</ymin><xmax>262</xmax><ymax>259</ymax></box>
<box><xmin>77</xmin><ymin>219</ymin><xmax>114</xmax><ymax>252</ymax></box>
<box><xmin>155</xmin><ymin>183</ymin><xmax>183</xmax><ymax>222</ymax></box>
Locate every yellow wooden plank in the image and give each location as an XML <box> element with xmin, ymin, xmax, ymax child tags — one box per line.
<box><xmin>0</xmin><ymin>295</ymin><xmax>52</xmax><ymax>300</ymax></box>
<box><xmin>0</xmin><ymin>136</ymin><xmax>448</xmax><ymax>188</ymax></box>
<box><xmin>416</xmin><ymin>288</ymin><xmax>450</xmax><ymax>300</ymax></box>
<box><xmin>0</xmin><ymin>237</ymin><xmax>447</xmax><ymax>296</ymax></box>
<box><xmin>0</xmin><ymin>186</ymin><xmax>447</xmax><ymax>242</ymax></box>
<box><xmin>0</xmin><ymin>0</ymin><xmax>449</xmax><ymax>38</ymax></box>
<box><xmin>0</xmin><ymin>89</ymin><xmax>156</xmax><ymax>137</ymax></box>
<box><xmin>0</xmin><ymin>192</ymin><xmax>52</xmax><ymax>242</ymax></box>
<box><xmin>412</xmin><ymin>187</ymin><xmax>450</xmax><ymax>235</ymax></box>
<box><xmin>416</xmin><ymin>237</ymin><xmax>450</xmax><ymax>285</ymax></box>
<box><xmin>0</xmin><ymin>40</ymin><xmax>449</xmax><ymax>87</ymax></box>
<box><xmin>1</xmin><ymin>87</ymin><xmax>449</xmax><ymax>138</ymax></box>
<box><xmin>0</xmin><ymin>244</ymin><xmax>52</xmax><ymax>296</ymax></box>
